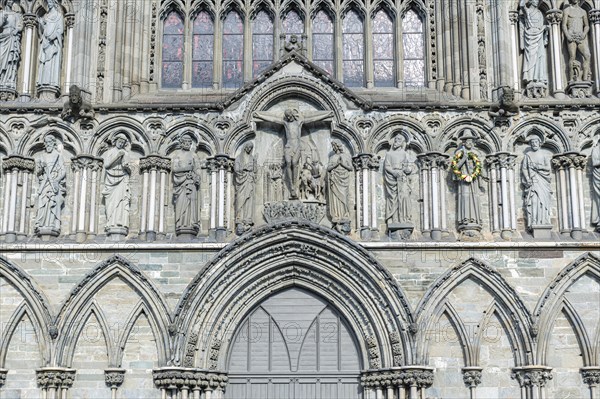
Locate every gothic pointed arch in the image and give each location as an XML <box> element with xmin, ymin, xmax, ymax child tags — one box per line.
<box><xmin>415</xmin><ymin>257</ymin><xmax>534</xmax><ymax>366</ymax></box>
<box><xmin>533</xmin><ymin>252</ymin><xmax>600</xmax><ymax>366</ymax></box>
<box><xmin>173</xmin><ymin>222</ymin><xmax>415</xmax><ymax>370</ymax></box>
<box><xmin>19</xmin><ymin>122</ymin><xmax>82</xmax><ymax>157</ymax></box>
<box><xmin>438</xmin><ymin>117</ymin><xmax>499</xmax><ymax>154</ymax></box>
<box><xmin>54</xmin><ymin>255</ymin><xmax>171</xmax><ymax>366</ymax></box>
<box><xmin>507</xmin><ymin>117</ymin><xmax>569</xmax><ymax>153</ymax></box>
<box><xmin>92</xmin><ymin>117</ymin><xmax>150</xmax><ymax>156</ymax></box>
<box><xmin>0</xmin><ymin>256</ymin><xmax>53</xmax><ymax>366</ymax></box>
<box><xmin>370</xmin><ymin>115</ymin><xmax>431</xmax><ymax>153</ymax></box>
<box><xmin>160</xmin><ymin>118</ymin><xmax>218</xmax><ymax>155</ymax></box>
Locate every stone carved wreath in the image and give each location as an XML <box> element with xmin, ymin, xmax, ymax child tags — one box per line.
<box><xmin>450</xmin><ymin>151</ymin><xmax>482</xmax><ymax>183</ymax></box>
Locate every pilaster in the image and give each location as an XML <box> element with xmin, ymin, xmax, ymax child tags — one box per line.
<box><xmin>0</xmin><ymin>368</ymin><xmax>7</xmax><ymax>388</ymax></box>
<box><xmin>486</xmin><ymin>153</ymin><xmax>518</xmax><ymax>240</ymax></box>
<box><xmin>552</xmin><ymin>152</ymin><xmax>587</xmax><ymax>239</ymax></box>
<box><xmin>417</xmin><ymin>152</ymin><xmax>449</xmax><ymax>241</ymax></box>
<box><xmin>206</xmin><ymin>155</ymin><xmax>234</xmax><ymax>241</ymax></box>
<box><xmin>352</xmin><ymin>154</ymin><xmax>380</xmax><ymax>241</ymax></box>
<box><xmin>1</xmin><ymin>155</ymin><xmax>35</xmax><ymax>242</ymax></box>
<box><xmin>153</xmin><ymin>368</ymin><xmax>228</xmax><ymax>399</ymax></box>
<box><xmin>21</xmin><ymin>13</ymin><xmax>38</xmax><ymax>100</ymax></box>
<box><xmin>462</xmin><ymin>367</ymin><xmax>482</xmax><ymax>399</ymax></box>
<box><xmin>36</xmin><ymin>368</ymin><xmax>76</xmax><ymax>399</ymax></box>
<box><xmin>581</xmin><ymin>367</ymin><xmax>600</xmax><ymax>399</ymax></box>
<box><xmin>139</xmin><ymin>155</ymin><xmax>171</xmax><ymax>241</ymax></box>
<box><xmin>511</xmin><ymin>366</ymin><xmax>553</xmax><ymax>399</ymax></box>
<box><xmin>546</xmin><ymin>9</ymin><xmax>565</xmax><ymax>98</ymax></box>
<box><xmin>105</xmin><ymin>368</ymin><xmax>125</xmax><ymax>399</ymax></box>
<box><xmin>71</xmin><ymin>155</ymin><xmax>103</xmax><ymax>242</ymax></box>
<box><xmin>361</xmin><ymin>367</ymin><xmax>434</xmax><ymax>399</ymax></box>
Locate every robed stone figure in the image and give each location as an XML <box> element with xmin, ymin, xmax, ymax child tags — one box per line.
<box><xmin>384</xmin><ymin>133</ymin><xmax>414</xmax><ymax>227</ymax></box>
<box><xmin>254</xmin><ymin>108</ymin><xmax>333</xmax><ymax>200</ymax></box>
<box><xmin>37</xmin><ymin>0</ymin><xmax>63</xmax><ymax>89</ymax></box>
<box><xmin>102</xmin><ymin>131</ymin><xmax>131</xmax><ymax>235</ymax></box>
<box><xmin>35</xmin><ymin>134</ymin><xmax>66</xmax><ymax>236</ymax></box>
<box><xmin>234</xmin><ymin>142</ymin><xmax>257</xmax><ymax>235</ymax></box>
<box><xmin>454</xmin><ymin>129</ymin><xmax>484</xmax><ymax>237</ymax></box>
<box><xmin>521</xmin><ymin>132</ymin><xmax>552</xmax><ymax>229</ymax></box>
<box><xmin>0</xmin><ymin>0</ymin><xmax>23</xmax><ymax>91</ymax></box>
<box><xmin>519</xmin><ymin>0</ymin><xmax>548</xmax><ymax>96</ymax></box>
<box><xmin>172</xmin><ymin>132</ymin><xmax>201</xmax><ymax>235</ymax></box>
<box><xmin>327</xmin><ymin>140</ymin><xmax>352</xmax><ymax>233</ymax></box>
<box><xmin>591</xmin><ymin>138</ymin><xmax>600</xmax><ymax>231</ymax></box>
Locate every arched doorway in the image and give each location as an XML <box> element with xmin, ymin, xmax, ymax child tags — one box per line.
<box><xmin>226</xmin><ymin>288</ymin><xmax>362</xmax><ymax>399</ymax></box>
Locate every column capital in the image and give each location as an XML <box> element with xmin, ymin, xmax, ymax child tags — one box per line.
<box><xmin>352</xmin><ymin>153</ymin><xmax>380</xmax><ymax>171</ymax></box>
<box><xmin>509</xmin><ymin>10</ymin><xmax>519</xmax><ymax>24</ymax></box>
<box><xmin>462</xmin><ymin>367</ymin><xmax>483</xmax><ymax>388</ymax></box>
<box><xmin>2</xmin><ymin>155</ymin><xmax>35</xmax><ymax>173</ymax></box>
<box><xmin>140</xmin><ymin>155</ymin><xmax>171</xmax><ymax>173</ymax></box>
<box><xmin>361</xmin><ymin>367</ymin><xmax>434</xmax><ymax>390</ymax></box>
<box><xmin>417</xmin><ymin>152</ymin><xmax>449</xmax><ymax>170</ymax></box>
<box><xmin>152</xmin><ymin>367</ymin><xmax>228</xmax><ymax>393</ymax></box>
<box><xmin>545</xmin><ymin>9</ymin><xmax>563</xmax><ymax>25</ymax></box>
<box><xmin>65</xmin><ymin>13</ymin><xmax>75</xmax><ymax>28</ymax></box>
<box><xmin>581</xmin><ymin>367</ymin><xmax>600</xmax><ymax>387</ymax></box>
<box><xmin>552</xmin><ymin>152</ymin><xmax>586</xmax><ymax>170</ymax></box>
<box><xmin>71</xmin><ymin>155</ymin><xmax>103</xmax><ymax>172</ymax></box>
<box><xmin>0</xmin><ymin>368</ymin><xmax>7</xmax><ymax>388</ymax></box>
<box><xmin>105</xmin><ymin>368</ymin><xmax>126</xmax><ymax>389</ymax></box>
<box><xmin>511</xmin><ymin>366</ymin><xmax>553</xmax><ymax>388</ymax></box>
<box><xmin>590</xmin><ymin>9</ymin><xmax>600</xmax><ymax>24</ymax></box>
<box><xmin>402</xmin><ymin>366</ymin><xmax>435</xmax><ymax>389</ymax></box>
<box><xmin>206</xmin><ymin>154</ymin><xmax>234</xmax><ymax>173</ymax></box>
<box><xmin>36</xmin><ymin>367</ymin><xmax>76</xmax><ymax>390</ymax></box>
<box><xmin>23</xmin><ymin>13</ymin><xmax>38</xmax><ymax>28</ymax></box>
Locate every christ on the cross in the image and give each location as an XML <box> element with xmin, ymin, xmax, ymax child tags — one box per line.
<box><xmin>254</xmin><ymin>107</ymin><xmax>333</xmax><ymax>199</ymax></box>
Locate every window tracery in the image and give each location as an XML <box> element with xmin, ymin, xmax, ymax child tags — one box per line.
<box><xmin>222</xmin><ymin>11</ymin><xmax>244</xmax><ymax>88</ymax></box>
<box><xmin>312</xmin><ymin>10</ymin><xmax>334</xmax><ymax>75</ymax></box>
<box><xmin>161</xmin><ymin>12</ymin><xmax>184</xmax><ymax>88</ymax></box>
<box><xmin>192</xmin><ymin>11</ymin><xmax>214</xmax><ymax>88</ymax></box>
<box><xmin>252</xmin><ymin>10</ymin><xmax>274</xmax><ymax>77</ymax></box>
<box><xmin>343</xmin><ymin>10</ymin><xmax>365</xmax><ymax>87</ymax></box>
<box><xmin>373</xmin><ymin>10</ymin><xmax>395</xmax><ymax>87</ymax></box>
<box><xmin>282</xmin><ymin>9</ymin><xmax>304</xmax><ymax>41</ymax></box>
<box><xmin>402</xmin><ymin>9</ymin><xmax>425</xmax><ymax>87</ymax></box>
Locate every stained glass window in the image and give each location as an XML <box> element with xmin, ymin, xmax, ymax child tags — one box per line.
<box><xmin>402</xmin><ymin>10</ymin><xmax>425</xmax><ymax>87</ymax></box>
<box><xmin>373</xmin><ymin>10</ymin><xmax>394</xmax><ymax>87</ymax></box>
<box><xmin>192</xmin><ymin>11</ymin><xmax>214</xmax><ymax>88</ymax></box>
<box><xmin>222</xmin><ymin>11</ymin><xmax>244</xmax><ymax>88</ymax></box>
<box><xmin>252</xmin><ymin>11</ymin><xmax>273</xmax><ymax>77</ymax></box>
<box><xmin>342</xmin><ymin>10</ymin><xmax>364</xmax><ymax>87</ymax></box>
<box><xmin>162</xmin><ymin>11</ymin><xmax>184</xmax><ymax>88</ymax></box>
<box><xmin>282</xmin><ymin>10</ymin><xmax>304</xmax><ymax>42</ymax></box>
<box><xmin>312</xmin><ymin>10</ymin><xmax>334</xmax><ymax>75</ymax></box>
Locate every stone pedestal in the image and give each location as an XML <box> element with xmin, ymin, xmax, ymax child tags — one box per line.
<box><xmin>530</xmin><ymin>225</ymin><xmax>553</xmax><ymax>239</ymax></box>
<box><xmin>388</xmin><ymin>222</ymin><xmax>414</xmax><ymax>240</ymax></box>
<box><xmin>566</xmin><ymin>81</ymin><xmax>593</xmax><ymax>98</ymax></box>
<box><xmin>37</xmin><ymin>84</ymin><xmax>61</xmax><ymax>100</ymax></box>
<box><xmin>0</xmin><ymin>87</ymin><xmax>18</xmax><ymax>101</ymax></box>
<box><xmin>458</xmin><ymin>222</ymin><xmax>482</xmax><ymax>241</ymax></box>
<box><xmin>106</xmin><ymin>226</ymin><xmax>128</xmax><ymax>240</ymax></box>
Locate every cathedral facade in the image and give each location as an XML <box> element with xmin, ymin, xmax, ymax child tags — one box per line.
<box><xmin>1</xmin><ymin>0</ymin><xmax>600</xmax><ymax>398</ymax></box>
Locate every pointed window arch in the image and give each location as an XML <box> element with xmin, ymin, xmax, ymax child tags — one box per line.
<box><xmin>402</xmin><ymin>9</ymin><xmax>425</xmax><ymax>87</ymax></box>
<box><xmin>222</xmin><ymin>10</ymin><xmax>244</xmax><ymax>88</ymax></box>
<box><xmin>312</xmin><ymin>10</ymin><xmax>334</xmax><ymax>75</ymax></box>
<box><xmin>192</xmin><ymin>11</ymin><xmax>214</xmax><ymax>88</ymax></box>
<box><xmin>252</xmin><ymin>10</ymin><xmax>274</xmax><ymax>77</ymax></box>
<box><xmin>161</xmin><ymin>11</ymin><xmax>184</xmax><ymax>88</ymax></box>
<box><xmin>282</xmin><ymin>9</ymin><xmax>304</xmax><ymax>41</ymax></box>
<box><xmin>342</xmin><ymin>9</ymin><xmax>364</xmax><ymax>87</ymax></box>
<box><xmin>373</xmin><ymin>9</ymin><xmax>395</xmax><ymax>87</ymax></box>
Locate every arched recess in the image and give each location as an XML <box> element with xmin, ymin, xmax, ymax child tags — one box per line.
<box><xmin>369</xmin><ymin>115</ymin><xmax>431</xmax><ymax>154</ymax></box>
<box><xmin>415</xmin><ymin>258</ymin><xmax>534</xmax><ymax>367</ymax></box>
<box><xmin>92</xmin><ymin>117</ymin><xmax>150</xmax><ymax>156</ymax></box>
<box><xmin>437</xmin><ymin>117</ymin><xmax>499</xmax><ymax>154</ymax></box>
<box><xmin>534</xmin><ymin>252</ymin><xmax>600</xmax><ymax>366</ymax></box>
<box><xmin>54</xmin><ymin>255</ymin><xmax>172</xmax><ymax>367</ymax></box>
<box><xmin>0</xmin><ymin>256</ymin><xmax>53</xmax><ymax>367</ymax></box>
<box><xmin>174</xmin><ymin>222</ymin><xmax>415</xmax><ymax>370</ymax></box>
<box><xmin>507</xmin><ymin>117</ymin><xmax>570</xmax><ymax>153</ymax></box>
<box><xmin>19</xmin><ymin>122</ymin><xmax>82</xmax><ymax>157</ymax></box>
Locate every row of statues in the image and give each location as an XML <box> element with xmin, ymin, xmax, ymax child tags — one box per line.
<box><xmin>0</xmin><ymin>0</ymin><xmax>63</xmax><ymax>94</ymax></box>
<box><xmin>519</xmin><ymin>0</ymin><xmax>592</xmax><ymax>97</ymax></box>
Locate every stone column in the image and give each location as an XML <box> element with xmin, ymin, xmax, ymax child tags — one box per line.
<box><xmin>486</xmin><ymin>153</ymin><xmax>517</xmax><ymax>239</ymax></box>
<box><xmin>352</xmin><ymin>154</ymin><xmax>380</xmax><ymax>241</ymax></box>
<box><xmin>206</xmin><ymin>155</ymin><xmax>234</xmax><ymax>241</ymax></box>
<box><xmin>511</xmin><ymin>366</ymin><xmax>553</xmax><ymax>399</ymax></box>
<box><xmin>462</xmin><ymin>367</ymin><xmax>482</xmax><ymax>399</ymax></box>
<box><xmin>71</xmin><ymin>156</ymin><xmax>103</xmax><ymax>242</ymax></box>
<box><xmin>552</xmin><ymin>153</ymin><xmax>587</xmax><ymax>239</ymax></box>
<box><xmin>63</xmin><ymin>14</ymin><xmax>75</xmax><ymax>93</ymax></box>
<box><xmin>1</xmin><ymin>156</ymin><xmax>35</xmax><ymax>242</ymax></box>
<box><xmin>590</xmin><ymin>10</ymin><xmax>600</xmax><ymax>95</ymax></box>
<box><xmin>139</xmin><ymin>155</ymin><xmax>171</xmax><ymax>242</ymax></box>
<box><xmin>20</xmin><ymin>14</ymin><xmax>38</xmax><ymax>100</ymax></box>
<box><xmin>417</xmin><ymin>152</ymin><xmax>449</xmax><ymax>241</ymax></box>
<box><xmin>546</xmin><ymin>10</ymin><xmax>565</xmax><ymax>98</ymax></box>
<box><xmin>509</xmin><ymin>11</ymin><xmax>520</xmax><ymax>93</ymax></box>
<box><xmin>153</xmin><ymin>368</ymin><xmax>228</xmax><ymax>399</ymax></box>
<box><xmin>105</xmin><ymin>368</ymin><xmax>125</xmax><ymax>399</ymax></box>
<box><xmin>582</xmin><ymin>367</ymin><xmax>600</xmax><ymax>399</ymax></box>
<box><xmin>36</xmin><ymin>368</ymin><xmax>76</xmax><ymax>399</ymax></box>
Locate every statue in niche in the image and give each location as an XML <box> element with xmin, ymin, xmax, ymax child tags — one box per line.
<box><xmin>171</xmin><ymin>131</ymin><xmax>201</xmax><ymax>236</ymax></box>
<box><xmin>34</xmin><ymin>133</ymin><xmax>66</xmax><ymax>236</ymax></box>
<box><xmin>37</xmin><ymin>0</ymin><xmax>63</xmax><ymax>90</ymax></box>
<box><xmin>592</xmin><ymin>137</ymin><xmax>600</xmax><ymax>231</ymax></box>
<box><xmin>253</xmin><ymin>108</ymin><xmax>333</xmax><ymax>200</ymax></box>
<box><xmin>299</xmin><ymin>154</ymin><xmax>324</xmax><ymax>201</ymax></box>
<box><xmin>327</xmin><ymin>139</ymin><xmax>352</xmax><ymax>234</ymax></box>
<box><xmin>521</xmin><ymin>131</ymin><xmax>552</xmax><ymax>230</ymax></box>
<box><xmin>0</xmin><ymin>0</ymin><xmax>23</xmax><ymax>92</ymax></box>
<box><xmin>234</xmin><ymin>142</ymin><xmax>257</xmax><ymax>235</ymax></box>
<box><xmin>562</xmin><ymin>0</ymin><xmax>591</xmax><ymax>81</ymax></box>
<box><xmin>384</xmin><ymin>131</ymin><xmax>415</xmax><ymax>239</ymax></box>
<box><xmin>453</xmin><ymin>129</ymin><xmax>484</xmax><ymax>238</ymax></box>
<box><xmin>519</xmin><ymin>0</ymin><xmax>548</xmax><ymax>98</ymax></box>
<box><xmin>102</xmin><ymin>131</ymin><xmax>131</xmax><ymax>236</ymax></box>
<box><xmin>284</xmin><ymin>34</ymin><xmax>303</xmax><ymax>53</ymax></box>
